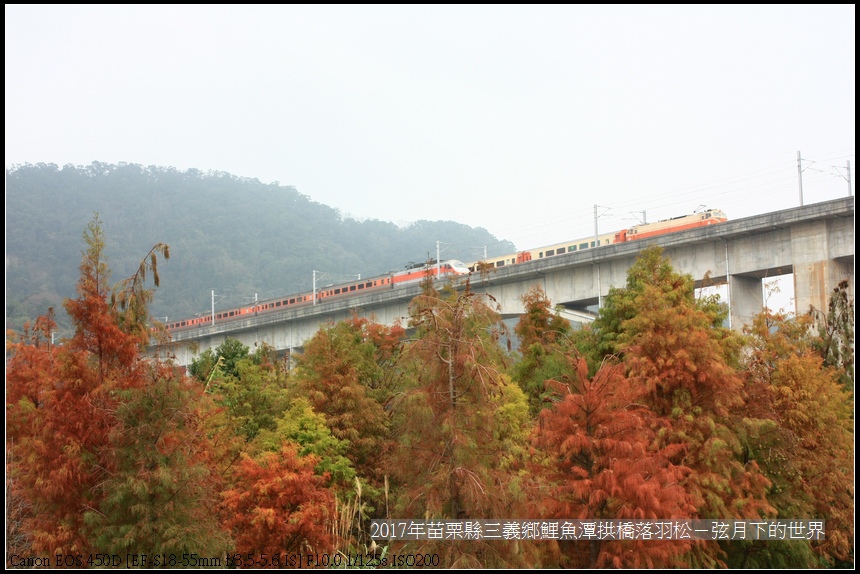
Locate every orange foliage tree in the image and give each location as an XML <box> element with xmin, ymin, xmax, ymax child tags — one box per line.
<box><xmin>739</xmin><ymin>310</ymin><xmax>854</xmax><ymax>567</ymax></box>
<box><xmin>386</xmin><ymin>278</ymin><xmax>540</xmax><ymax>567</ymax></box>
<box><xmin>584</xmin><ymin>247</ymin><xmax>773</xmax><ymax>566</ymax></box>
<box><xmin>292</xmin><ymin>315</ymin><xmax>404</xmax><ymax>486</ymax></box>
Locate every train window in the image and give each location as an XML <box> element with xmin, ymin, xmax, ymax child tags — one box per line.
<box><xmin>580</xmin><ymin>242</ymin><xmax>589</xmax><ymax>250</ymax></box>
<box><xmin>358</xmin><ymin>283</ymin><xmax>364</xmax><ymax>290</ymax></box>
<box><xmin>547</xmin><ymin>249</ymin><xmax>555</xmax><ymax>256</ymax></box>
<box><xmin>334</xmin><ymin>288</ymin><xmax>341</xmax><ymax>295</ymax></box>
<box><xmin>497</xmin><ymin>260</ymin><xmax>505</xmax><ymax>267</ymax></box>
<box><xmin>350</xmin><ymin>285</ymin><xmax>356</xmax><ymax>291</ymax></box>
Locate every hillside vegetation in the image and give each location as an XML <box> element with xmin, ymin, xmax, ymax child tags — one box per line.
<box><xmin>6</xmin><ymin>162</ymin><xmax>514</xmax><ymax>333</ymax></box>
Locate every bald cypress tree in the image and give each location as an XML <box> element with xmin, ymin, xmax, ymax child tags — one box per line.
<box><xmin>7</xmin><ymin>215</ymin><xmax>229</xmax><ymax>560</ymax></box>
<box><xmin>387</xmin><ymin>279</ymin><xmax>539</xmax><ymax>567</ymax></box>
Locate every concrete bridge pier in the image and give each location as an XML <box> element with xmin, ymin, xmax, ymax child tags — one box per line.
<box><xmin>794</xmin><ymin>256</ymin><xmax>854</xmax><ymax>317</ymax></box>
<box><xmin>792</xmin><ymin>217</ymin><xmax>854</xmax><ymax>317</ymax></box>
<box><xmin>729</xmin><ymin>274</ymin><xmax>765</xmax><ymax>329</ymax></box>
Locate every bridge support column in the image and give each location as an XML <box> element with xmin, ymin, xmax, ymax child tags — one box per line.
<box><xmin>793</xmin><ymin>257</ymin><xmax>854</xmax><ymax>316</ymax></box>
<box><xmin>729</xmin><ymin>274</ymin><xmax>763</xmax><ymax>330</ymax></box>
<box><xmin>791</xmin><ymin>219</ymin><xmax>855</xmax><ymax>317</ymax></box>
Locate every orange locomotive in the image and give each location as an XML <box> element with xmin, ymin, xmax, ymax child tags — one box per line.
<box><xmin>468</xmin><ymin>209</ymin><xmax>727</xmax><ymax>271</ymax></box>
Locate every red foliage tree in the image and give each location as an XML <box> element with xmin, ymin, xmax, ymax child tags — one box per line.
<box><xmin>536</xmin><ymin>356</ymin><xmax>698</xmax><ymax>568</ymax></box>
<box><xmin>7</xmin><ymin>218</ymin><xmax>135</xmax><ymax>555</ymax></box>
<box><xmin>585</xmin><ymin>248</ymin><xmax>773</xmax><ymax>566</ymax></box>
<box><xmin>6</xmin><ymin>215</ymin><xmax>225</xmax><ymax>560</ymax></box>
<box><xmin>220</xmin><ymin>443</ymin><xmax>335</xmax><ymax>566</ymax></box>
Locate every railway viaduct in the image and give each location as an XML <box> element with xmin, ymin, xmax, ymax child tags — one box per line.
<box><xmin>158</xmin><ymin>197</ymin><xmax>854</xmax><ymax>367</ymax></box>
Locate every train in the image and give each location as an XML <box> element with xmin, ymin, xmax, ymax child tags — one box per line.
<box><xmin>164</xmin><ymin>259</ymin><xmax>471</xmax><ymax>332</ymax></box>
<box><xmin>164</xmin><ymin>208</ymin><xmax>726</xmax><ymax>334</ymax></box>
<box><xmin>465</xmin><ymin>208</ymin><xmax>727</xmax><ymax>271</ymax></box>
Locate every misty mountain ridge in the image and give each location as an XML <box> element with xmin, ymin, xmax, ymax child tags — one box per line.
<box><xmin>5</xmin><ymin>162</ymin><xmax>515</xmax><ymax>334</ymax></box>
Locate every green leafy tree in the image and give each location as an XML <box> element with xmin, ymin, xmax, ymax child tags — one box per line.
<box><xmin>209</xmin><ymin>358</ymin><xmax>291</xmax><ymax>443</ymax></box>
<box><xmin>188</xmin><ymin>348</ymin><xmax>220</xmax><ymax>383</ymax></box>
<box><xmin>189</xmin><ymin>337</ymin><xmax>252</xmax><ymax>381</ymax></box>
<box><xmin>254</xmin><ymin>398</ymin><xmax>356</xmax><ymax>486</ymax></box>
<box><xmin>84</xmin><ymin>362</ymin><xmax>231</xmax><ymax>559</ymax></box>
<box><xmin>512</xmin><ymin>285</ymin><xmax>575</xmax><ymax>416</ymax></box>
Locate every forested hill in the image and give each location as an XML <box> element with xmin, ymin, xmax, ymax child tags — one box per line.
<box><xmin>5</xmin><ymin>162</ymin><xmax>515</xmax><ymax>333</ymax></box>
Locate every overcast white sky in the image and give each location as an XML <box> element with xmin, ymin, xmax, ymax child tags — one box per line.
<box><xmin>5</xmin><ymin>5</ymin><xmax>855</xmax><ymax>253</ymax></box>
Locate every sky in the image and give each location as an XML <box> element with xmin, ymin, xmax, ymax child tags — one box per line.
<box><xmin>5</xmin><ymin>5</ymin><xmax>855</xmax><ymax>256</ymax></box>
